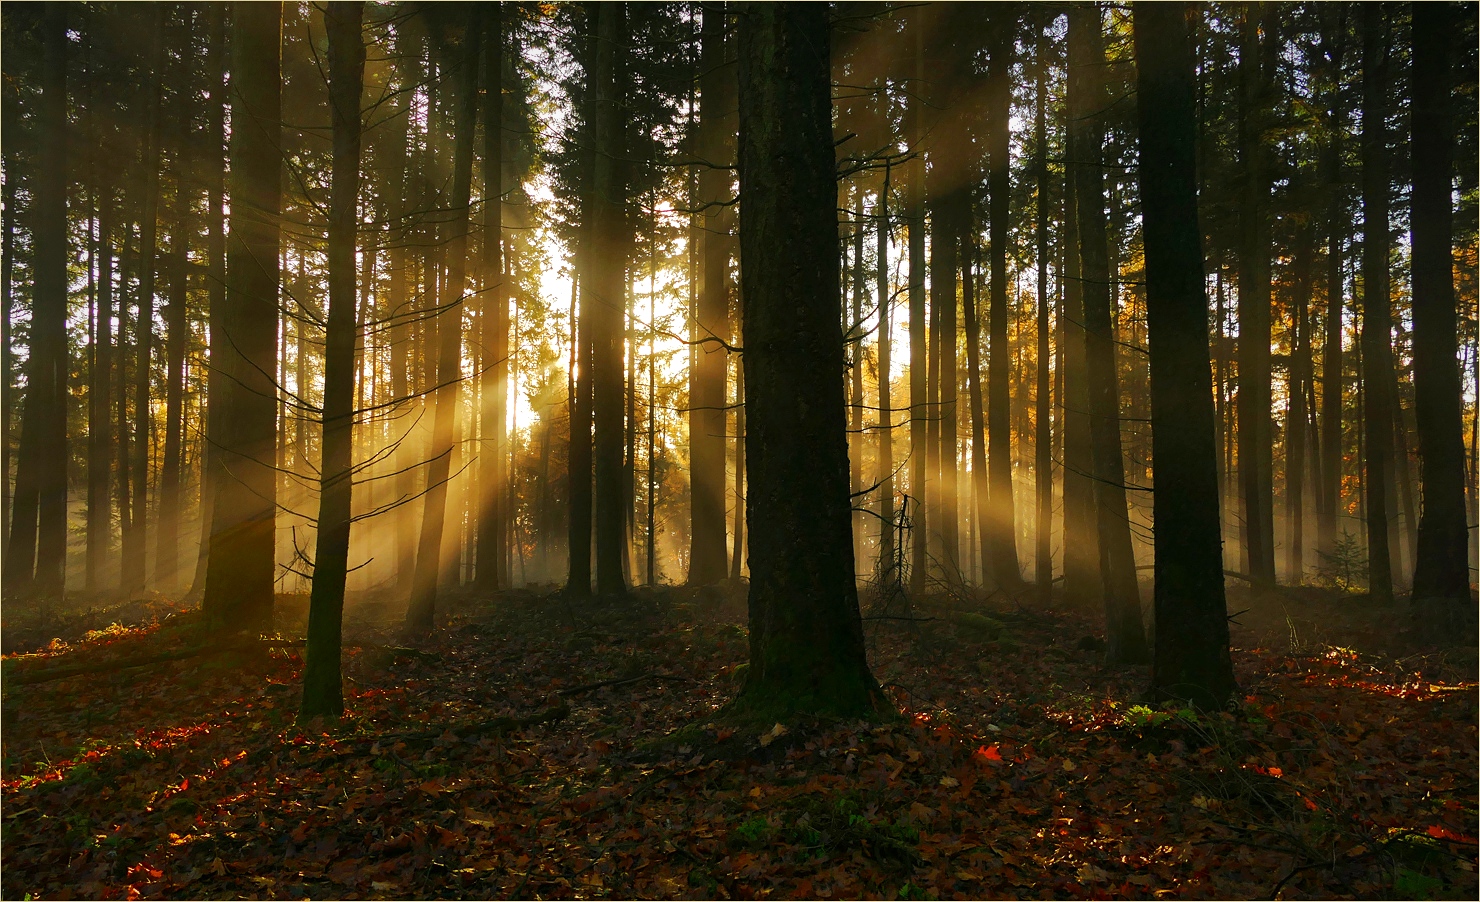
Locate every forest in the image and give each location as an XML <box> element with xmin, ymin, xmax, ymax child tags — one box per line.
<box><xmin>1</xmin><ymin>1</ymin><xmax>1477</xmax><ymax>899</ymax></box>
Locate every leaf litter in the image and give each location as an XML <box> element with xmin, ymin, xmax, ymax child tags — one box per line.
<box><xmin>2</xmin><ymin>583</ymin><xmax>1475</xmax><ymax>900</ymax></box>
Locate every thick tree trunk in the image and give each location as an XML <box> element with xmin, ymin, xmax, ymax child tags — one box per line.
<box><xmin>986</xmin><ymin>23</ymin><xmax>1022</xmax><ymax>589</ymax></box>
<box><xmin>1070</xmin><ymin>2</ymin><xmax>1147</xmax><ymax>664</ymax></box>
<box><xmin>1319</xmin><ymin>105</ymin><xmax>1345</xmax><ymax>555</ymax></box>
<box><xmin>1237</xmin><ymin>5</ymin><xmax>1276</xmax><ymax>589</ymax></box>
<box><xmin>962</xmin><ymin>208</ymin><xmax>990</xmax><ymax>588</ymax></box>
<box><xmin>7</xmin><ymin>2</ymin><xmax>70</xmax><ymax>595</ymax></box>
<box><xmin>850</xmin><ymin>193</ymin><xmax>866</xmax><ymax>568</ymax></box>
<box><xmin>476</xmin><ymin>6</ymin><xmax>506</xmax><ymax>590</ymax></box>
<box><xmin>735</xmin><ymin>2</ymin><xmax>884</xmax><ymax>721</ymax></box>
<box><xmin>1359</xmin><ymin>4</ymin><xmax>1395</xmax><ymax>602</ymax></box>
<box><xmin>1135</xmin><ymin>2</ymin><xmax>1236</xmax><ymax>710</ymax></box>
<box><xmin>189</xmin><ymin>7</ymin><xmax>227</xmax><ymax>598</ymax></box>
<box><xmin>1409</xmin><ymin>3</ymin><xmax>1473</xmax><ymax>610</ymax></box>
<box><xmin>202</xmin><ymin>1</ymin><xmax>282</xmax><ymax>634</ymax></box>
<box><xmin>301</xmin><ymin>0</ymin><xmax>366</xmax><ymax>719</ymax></box>
<box><xmin>928</xmin><ymin>196</ymin><xmax>957</xmax><ymax>579</ymax></box>
<box><xmin>1</xmin><ymin>87</ymin><xmax>14</xmax><ymax>558</ymax></box>
<box><xmin>587</xmin><ymin>2</ymin><xmax>627</xmax><ymax>599</ymax></box>
<box><xmin>689</xmin><ymin>2</ymin><xmax>733</xmax><ymax>587</ymax></box>
<box><xmin>1060</xmin><ymin>151</ymin><xmax>1099</xmax><ymax>607</ymax></box>
<box><xmin>407</xmin><ymin>8</ymin><xmax>483</xmax><ymax>632</ymax></box>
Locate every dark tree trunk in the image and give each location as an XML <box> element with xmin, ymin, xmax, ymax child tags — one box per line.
<box><xmin>586</xmin><ymin>2</ymin><xmax>628</xmax><ymax>599</ymax></box>
<box><xmin>907</xmin><ymin>16</ymin><xmax>928</xmax><ymax>593</ymax></box>
<box><xmin>302</xmin><ymin>0</ymin><xmax>366</xmax><ymax>719</ymax></box>
<box><xmin>735</xmin><ymin>2</ymin><xmax>884</xmax><ymax>720</ymax></box>
<box><xmin>407</xmin><ymin>7</ymin><xmax>482</xmax><ymax>632</ymax></box>
<box><xmin>986</xmin><ymin>22</ymin><xmax>1022</xmax><ymax>589</ymax></box>
<box><xmin>1286</xmin><ymin>218</ymin><xmax>1314</xmax><ymax>582</ymax></box>
<box><xmin>850</xmin><ymin>193</ymin><xmax>866</xmax><ymax>566</ymax></box>
<box><xmin>689</xmin><ymin>2</ymin><xmax>733</xmax><ymax>586</ymax></box>
<box><xmin>1359</xmin><ymin>3</ymin><xmax>1395</xmax><ymax>602</ymax></box>
<box><xmin>1070</xmin><ymin>2</ymin><xmax>1147</xmax><ymax>663</ymax></box>
<box><xmin>875</xmin><ymin>175</ymin><xmax>895</xmax><ymax>576</ymax></box>
<box><xmin>1060</xmin><ymin>145</ymin><xmax>1099</xmax><ymax>608</ymax></box>
<box><xmin>1033</xmin><ymin>21</ymin><xmax>1052</xmax><ymax>600</ymax></box>
<box><xmin>962</xmin><ymin>206</ymin><xmax>990</xmax><ymax>588</ymax></box>
<box><xmin>1318</xmin><ymin>22</ymin><xmax>1346</xmax><ymax>556</ymax></box>
<box><xmin>1</xmin><ymin>83</ymin><xmax>14</xmax><ymax>558</ymax></box>
<box><xmin>189</xmin><ymin>6</ymin><xmax>228</xmax><ymax>598</ymax></box>
<box><xmin>7</xmin><ymin>2</ymin><xmax>70</xmax><ymax>595</ymax></box>
<box><xmin>1135</xmin><ymin>1</ymin><xmax>1237</xmax><ymax>709</ymax></box>
<box><xmin>88</xmin><ymin>174</ymin><xmax>115</xmax><ymax>592</ymax></box>
<box><xmin>476</xmin><ymin>5</ymin><xmax>506</xmax><ymax>590</ymax></box>
<box><xmin>157</xmin><ymin>65</ymin><xmax>196</xmax><ymax>592</ymax></box>
<box><xmin>122</xmin><ymin>12</ymin><xmax>166</xmax><ymax>593</ymax></box>
<box><xmin>1237</xmin><ymin>4</ymin><xmax>1276</xmax><ymax>589</ymax></box>
<box><xmin>202</xmin><ymin>1</ymin><xmax>282</xmax><ymax>633</ymax></box>
<box><xmin>1409</xmin><ymin>2</ymin><xmax>1473</xmax><ymax>609</ymax></box>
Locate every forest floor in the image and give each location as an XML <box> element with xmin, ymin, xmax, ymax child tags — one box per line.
<box><xmin>1</xmin><ymin>578</ymin><xmax>1476</xmax><ymax>900</ymax></box>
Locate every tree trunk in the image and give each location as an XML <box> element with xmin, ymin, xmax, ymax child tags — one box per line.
<box><xmin>189</xmin><ymin>6</ymin><xmax>228</xmax><ymax>598</ymax></box>
<box><xmin>1060</xmin><ymin>141</ymin><xmax>1099</xmax><ymax>608</ymax></box>
<box><xmin>407</xmin><ymin>8</ymin><xmax>482</xmax><ymax>632</ymax></box>
<box><xmin>735</xmin><ymin>2</ymin><xmax>883</xmax><ymax>721</ymax></box>
<box><xmin>1409</xmin><ymin>2</ymin><xmax>1473</xmax><ymax>609</ymax></box>
<box><xmin>202</xmin><ymin>1</ymin><xmax>282</xmax><ymax>634</ymax></box>
<box><xmin>157</xmin><ymin>59</ymin><xmax>196</xmax><ymax>592</ymax></box>
<box><xmin>850</xmin><ymin>193</ymin><xmax>866</xmax><ymax>568</ymax></box>
<box><xmin>1318</xmin><ymin>22</ymin><xmax>1346</xmax><ymax>556</ymax></box>
<box><xmin>302</xmin><ymin>0</ymin><xmax>365</xmax><ymax>719</ymax></box>
<box><xmin>123</xmin><ymin>11</ymin><xmax>166</xmax><ymax>593</ymax></box>
<box><xmin>962</xmin><ymin>206</ymin><xmax>990</xmax><ymax>589</ymax></box>
<box><xmin>987</xmin><ymin>22</ymin><xmax>1022</xmax><ymax>589</ymax></box>
<box><xmin>928</xmin><ymin>195</ymin><xmax>956</xmax><ymax>580</ymax></box>
<box><xmin>1237</xmin><ymin>4</ymin><xmax>1276</xmax><ymax>589</ymax></box>
<box><xmin>1285</xmin><ymin>218</ymin><xmax>1313</xmax><ymax>583</ymax></box>
<box><xmin>1033</xmin><ymin>22</ymin><xmax>1053</xmax><ymax>600</ymax></box>
<box><xmin>1070</xmin><ymin>2</ymin><xmax>1147</xmax><ymax>664</ymax></box>
<box><xmin>7</xmin><ymin>2</ymin><xmax>70</xmax><ymax>595</ymax></box>
<box><xmin>476</xmin><ymin>5</ymin><xmax>506</xmax><ymax>590</ymax></box>
<box><xmin>584</xmin><ymin>3</ymin><xmax>627</xmax><ymax>599</ymax></box>
<box><xmin>689</xmin><ymin>2</ymin><xmax>733</xmax><ymax>586</ymax></box>
<box><xmin>1135</xmin><ymin>1</ymin><xmax>1236</xmax><ymax>709</ymax></box>
<box><xmin>1</xmin><ymin>82</ymin><xmax>14</xmax><ymax>558</ymax></box>
<box><xmin>88</xmin><ymin>172</ymin><xmax>115</xmax><ymax>592</ymax></box>
<box><xmin>907</xmin><ymin>15</ymin><xmax>927</xmax><ymax>593</ymax></box>
<box><xmin>875</xmin><ymin>174</ymin><xmax>895</xmax><ymax>578</ymax></box>
<box><xmin>1359</xmin><ymin>3</ymin><xmax>1395</xmax><ymax>602</ymax></box>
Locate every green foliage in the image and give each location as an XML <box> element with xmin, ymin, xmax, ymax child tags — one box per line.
<box><xmin>1314</xmin><ymin>530</ymin><xmax>1367</xmax><ymax>593</ymax></box>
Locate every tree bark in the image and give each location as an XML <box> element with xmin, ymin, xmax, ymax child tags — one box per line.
<box><xmin>1285</xmin><ymin>217</ymin><xmax>1314</xmax><ymax>582</ymax></box>
<box><xmin>962</xmin><ymin>205</ymin><xmax>990</xmax><ymax>589</ymax></box>
<box><xmin>1318</xmin><ymin>10</ymin><xmax>1346</xmax><ymax>557</ymax></box>
<box><xmin>1060</xmin><ymin>138</ymin><xmax>1099</xmax><ymax>608</ymax></box>
<box><xmin>6</xmin><ymin>2</ymin><xmax>70</xmax><ymax>595</ymax></box>
<box><xmin>1409</xmin><ymin>2</ymin><xmax>1473</xmax><ymax>609</ymax></box>
<box><xmin>689</xmin><ymin>2</ymin><xmax>733</xmax><ymax>586</ymax></box>
<box><xmin>302</xmin><ymin>0</ymin><xmax>366</xmax><ymax>719</ymax></box>
<box><xmin>875</xmin><ymin>174</ymin><xmax>895</xmax><ymax>578</ymax></box>
<box><xmin>735</xmin><ymin>1</ymin><xmax>884</xmax><ymax>720</ymax></box>
<box><xmin>986</xmin><ymin>21</ymin><xmax>1022</xmax><ymax>589</ymax></box>
<box><xmin>476</xmin><ymin>5</ymin><xmax>507</xmax><ymax>590</ymax></box>
<box><xmin>907</xmin><ymin>14</ymin><xmax>928</xmax><ymax>593</ymax></box>
<box><xmin>202</xmin><ymin>1</ymin><xmax>282</xmax><ymax>634</ymax></box>
<box><xmin>407</xmin><ymin>7</ymin><xmax>482</xmax><ymax>632</ymax></box>
<box><xmin>1135</xmin><ymin>1</ymin><xmax>1236</xmax><ymax>709</ymax></box>
<box><xmin>1359</xmin><ymin>3</ymin><xmax>1395</xmax><ymax>602</ymax></box>
<box><xmin>1070</xmin><ymin>2</ymin><xmax>1147</xmax><ymax>664</ymax></box>
<box><xmin>1033</xmin><ymin>20</ymin><xmax>1053</xmax><ymax>601</ymax></box>
<box><xmin>1236</xmin><ymin>4</ymin><xmax>1276</xmax><ymax>589</ymax></box>
<box><xmin>88</xmin><ymin>166</ymin><xmax>115</xmax><ymax>592</ymax></box>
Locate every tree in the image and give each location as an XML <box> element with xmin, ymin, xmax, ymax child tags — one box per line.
<box><xmin>688</xmin><ymin>2</ymin><xmax>731</xmax><ymax>587</ymax></box>
<box><xmin>407</xmin><ymin>7</ymin><xmax>483</xmax><ymax>632</ymax></box>
<box><xmin>985</xmin><ymin>12</ymin><xmax>1022</xmax><ymax>590</ymax></box>
<box><xmin>906</xmin><ymin>12</ymin><xmax>928</xmax><ymax>593</ymax></box>
<box><xmin>476</xmin><ymin>5</ymin><xmax>507</xmax><ymax>591</ymax></box>
<box><xmin>5</xmin><ymin>1</ymin><xmax>68</xmax><ymax>595</ymax></box>
<box><xmin>734</xmin><ymin>1</ymin><xmax>884</xmax><ymax>721</ymax></box>
<box><xmin>1359</xmin><ymin>3</ymin><xmax>1395</xmax><ymax>603</ymax></box>
<box><xmin>202</xmin><ymin>1</ymin><xmax>282</xmax><ymax>634</ymax></box>
<box><xmin>1134</xmin><ymin>1</ymin><xmax>1237</xmax><ymax>710</ymax></box>
<box><xmin>1032</xmin><ymin>16</ymin><xmax>1053</xmax><ymax>600</ymax></box>
<box><xmin>302</xmin><ymin>0</ymin><xmax>365</xmax><ymax>719</ymax></box>
<box><xmin>1236</xmin><ymin>4</ymin><xmax>1276</xmax><ymax>589</ymax></box>
<box><xmin>1068</xmin><ymin>2</ymin><xmax>1147</xmax><ymax>664</ymax></box>
<box><xmin>1409</xmin><ymin>2</ymin><xmax>1473</xmax><ymax>613</ymax></box>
